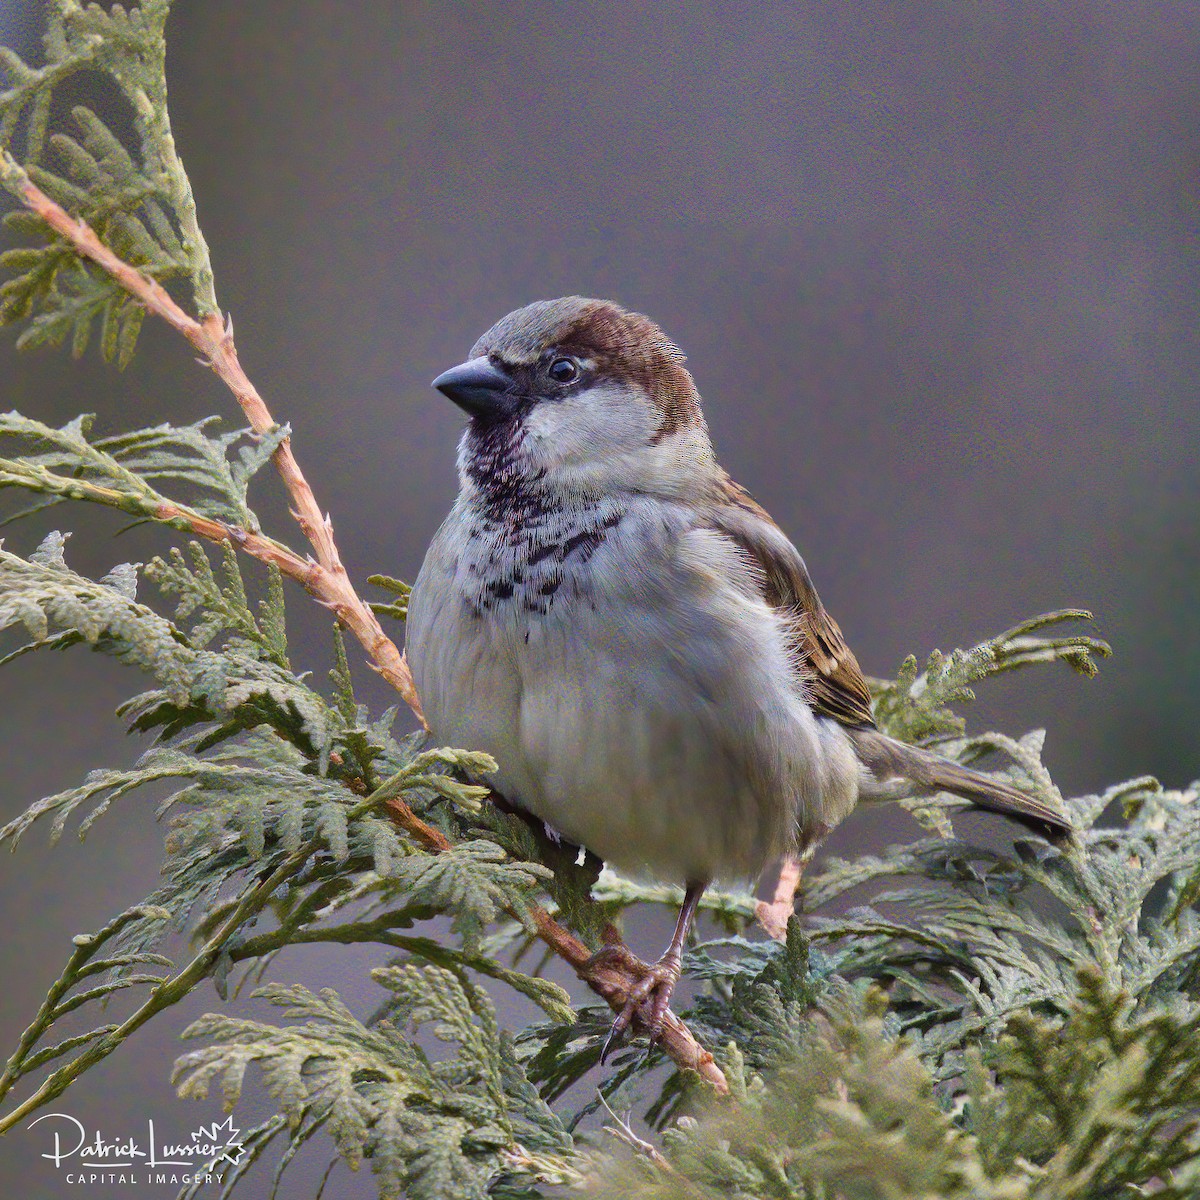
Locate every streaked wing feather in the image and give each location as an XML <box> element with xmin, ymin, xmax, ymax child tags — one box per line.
<box><xmin>709</xmin><ymin>477</ymin><xmax>876</xmax><ymax>729</ymax></box>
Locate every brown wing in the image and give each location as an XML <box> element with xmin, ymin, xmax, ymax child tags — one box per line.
<box><xmin>709</xmin><ymin>477</ymin><xmax>876</xmax><ymax>729</ymax></box>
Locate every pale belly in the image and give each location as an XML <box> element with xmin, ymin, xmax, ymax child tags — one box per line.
<box><xmin>407</xmin><ymin>500</ymin><xmax>854</xmax><ymax>884</ymax></box>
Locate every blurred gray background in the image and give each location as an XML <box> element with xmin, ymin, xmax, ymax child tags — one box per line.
<box><xmin>1</xmin><ymin>1</ymin><xmax>1198</xmax><ymax>1196</ymax></box>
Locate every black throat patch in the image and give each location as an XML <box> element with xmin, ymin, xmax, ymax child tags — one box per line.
<box><xmin>459</xmin><ymin>419</ymin><xmax>624</xmax><ymax>618</ymax></box>
<box><xmin>462</xmin><ymin>412</ymin><xmax>548</xmax><ymax>526</ymax></box>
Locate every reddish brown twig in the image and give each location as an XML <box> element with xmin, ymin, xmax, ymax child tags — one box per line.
<box><xmin>2</xmin><ymin>157</ymin><xmax>728</xmax><ymax>1093</ymax></box>
<box><xmin>1</xmin><ymin>154</ymin><xmax>422</xmax><ymax>721</ymax></box>
<box><xmin>383</xmin><ymin>792</ymin><xmax>726</xmax><ymax>1088</ymax></box>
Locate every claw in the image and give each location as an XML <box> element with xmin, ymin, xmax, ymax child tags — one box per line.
<box><xmin>600</xmin><ymin>1013</ymin><xmax>628</xmax><ymax>1064</ymax></box>
<box><xmin>595</xmin><ymin>950</ymin><xmax>683</xmax><ymax>1062</ymax></box>
<box><xmin>589</xmin><ymin>881</ymin><xmax>708</xmax><ymax>1065</ymax></box>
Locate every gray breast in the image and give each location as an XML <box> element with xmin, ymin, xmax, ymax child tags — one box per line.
<box><xmin>458</xmin><ymin>495</ymin><xmax>627</xmax><ymax>620</ymax></box>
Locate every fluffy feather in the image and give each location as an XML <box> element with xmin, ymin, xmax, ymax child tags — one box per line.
<box><xmin>409</xmin><ymin>296</ymin><xmax>1073</xmax><ymax>896</ymax></box>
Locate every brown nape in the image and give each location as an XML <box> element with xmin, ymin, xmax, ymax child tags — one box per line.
<box><xmin>558</xmin><ymin>301</ymin><xmax>704</xmax><ymax>442</ymax></box>
<box><xmin>475</xmin><ymin>297</ymin><xmax>705</xmax><ymax>441</ymax></box>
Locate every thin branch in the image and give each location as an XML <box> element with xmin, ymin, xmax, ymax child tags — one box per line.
<box><xmin>0</xmin><ymin>150</ymin><xmax>422</xmax><ymax>721</ymax></box>
<box><xmin>0</xmin><ymin>154</ymin><xmax>729</xmax><ymax>1093</ymax></box>
<box><xmin>0</xmin><ymin>846</ymin><xmax>312</xmax><ymax>1135</ymax></box>
<box><xmin>0</xmin><ymin>905</ymin><xmax>168</xmax><ymax>1102</ymax></box>
<box><xmin>532</xmin><ymin>905</ymin><xmax>726</xmax><ymax>1087</ymax></box>
<box><xmin>598</xmin><ymin>1092</ymin><xmax>674</xmax><ymax>1172</ymax></box>
<box><xmin>0</xmin><ymin>455</ymin><xmax>320</xmax><ymax>584</ymax></box>
<box><xmin>385</xmin><ymin>792</ymin><xmax>727</xmax><ymax>1089</ymax></box>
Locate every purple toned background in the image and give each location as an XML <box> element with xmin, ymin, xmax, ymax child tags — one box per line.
<box><xmin>2</xmin><ymin>2</ymin><xmax>1198</xmax><ymax>1196</ymax></box>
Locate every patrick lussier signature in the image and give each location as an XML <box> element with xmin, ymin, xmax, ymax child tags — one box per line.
<box><xmin>27</xmin><ymin>1111</ymin><xmax>244</xmax><ymax>1183</ymax></box>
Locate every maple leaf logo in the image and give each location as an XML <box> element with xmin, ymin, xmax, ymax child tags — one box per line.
<box><xmin>191</xmin><ymin>1115</ymin><xmax>245</xmax><ymax>1166</ymax></box>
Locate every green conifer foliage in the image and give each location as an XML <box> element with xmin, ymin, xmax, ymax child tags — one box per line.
<box><xmin>3</xmin><ymin>6</ymin><xmax>1197</xmax><ymax>1198</ymax></box>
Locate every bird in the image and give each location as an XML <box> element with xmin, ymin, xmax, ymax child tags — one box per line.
<box><xmin>406</xmin><ymin>296</ymin><xmax>1072</xmax><ymax>1053</ymax></box>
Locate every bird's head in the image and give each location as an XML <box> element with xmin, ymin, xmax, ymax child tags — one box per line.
<box><xmin>433</xmin><ymin>297</ymin><xmax>716</xmax><ymax>500</ymax></box>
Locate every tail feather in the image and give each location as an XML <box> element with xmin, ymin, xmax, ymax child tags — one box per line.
<box><xmin>850</xmin><ymin>728</ymin><xmax>1073</xmax><ymax>846</ymax></box>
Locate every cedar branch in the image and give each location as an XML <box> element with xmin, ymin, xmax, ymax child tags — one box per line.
<box><xmin>0</xmin><ymin>154</ymin><xmax>728</xmax><ymax>1093</ymax></box>
<box><xmin>0</xmin><ymin>151</ymin><xmax>422</xmax><ymax>720</ymax></box>
<box><xmin>382</xmin><ymin>793</ymin><xmax>727</xmax><ymax>1088</ymax></box>
<box><xmin>0</xmin><ymin>844</ymin><xmax>313</xmax><ymax>1135</ymax></box>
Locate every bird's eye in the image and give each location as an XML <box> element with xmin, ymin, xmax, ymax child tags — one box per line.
<box><xmin>547</xmin><ymin>357</ymin><xmax>579</xmax><ymax>384</ymax></box>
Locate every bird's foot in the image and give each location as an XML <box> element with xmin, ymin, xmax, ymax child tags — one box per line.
<box><xmin>586</xmin><ymin>943</ymin><xmax>684</xmax><ymax>1063</ymax></box>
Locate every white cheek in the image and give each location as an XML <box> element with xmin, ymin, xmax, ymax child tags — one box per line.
<box><xmin>524</xmin><ymin>383</ymin><xmax>657</xmax><ymax>466</ymax></box>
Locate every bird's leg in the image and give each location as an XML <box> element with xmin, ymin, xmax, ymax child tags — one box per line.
<box><xmin>598</xmin><ymin>880</ymin><xmax>707</xmax><ymax>1062</ymax></box>
<box><xmin>755</xmin><ymin>824</ymin><xmax>829</xmax><ymax>941</ymax></box>
<box><xmin>754</xmin><ymin>848</ymin><xmax>814</xmax><ymax>941</ymax></box>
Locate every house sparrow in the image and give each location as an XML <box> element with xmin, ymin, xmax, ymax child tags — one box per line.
<box><xmin>407</xmin><ymin>297</ymin><xmax>1071</xmax><ymax>1051</ymax></box>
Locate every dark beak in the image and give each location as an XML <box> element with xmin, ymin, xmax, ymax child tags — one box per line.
<box><xmin>432</xmin><ymin>356</ymin><xmax>514</xmax><ymax>419</ymax></box>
